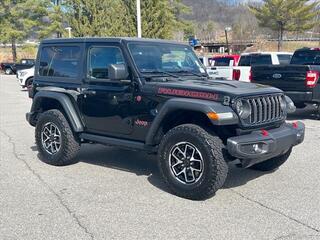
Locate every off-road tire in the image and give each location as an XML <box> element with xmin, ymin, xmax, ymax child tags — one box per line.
<box><xmin>249</xmin><ymin>148</ymin><xmax>292</xmax><ymax>171</ymax></box>
<box><xmin>158</xmin><ymin>124</ymin><xmax>228</xmax><ymax>200</ymax></box>
<box><xmin>5</xmin><ymin>68</ymin><xmax>12</xmax><ymax>75</ymax></box>
<box><xmin>35</xmin><ymin>109</ymin><xmax>80</xmax><ymax>166</ymax></box>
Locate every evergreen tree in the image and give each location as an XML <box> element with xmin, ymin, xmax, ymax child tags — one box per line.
<box><xmin>39</xmin><ymin>0</ymin><xmax>66</xmax><ymax>39</ymax></box>
<box><xmin>124</xmin><ymin>0</ymin><xmax>190</xmax><ymax>39</ymax></box>
<box><xmin>65</xmin><ymin>0</ymin><xmax>135</xmax><ymax>37</ymax></box>
<box><xmin>0</xmin><ymin>0</ymin><xmax>48</xmax><ymax>61</ymax></box>
<box><xmin>250</xmin><ymin>0</ymin><xmax>319</xmax><ymax>51</ymax></box>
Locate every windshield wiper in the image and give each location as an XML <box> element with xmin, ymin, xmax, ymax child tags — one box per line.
<box><xmin>171</xmin><ymin>70</ymin><xmax>206</xmax><ymax>78</ymax></box>
<box><xmin>142</xmin><ymin>70</ymin><xmax>181</xmax><ymax>79</ymax></box>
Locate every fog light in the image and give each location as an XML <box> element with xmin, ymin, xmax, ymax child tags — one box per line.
<box><xmin>253</xmin><ymin>144</ymin><xmax>262</xmax><ymax>153</ymax></box>
<box><xmin>240</xmin><ymin>142</ymin><xmax>269</xmax><ymax>155</ymax></box>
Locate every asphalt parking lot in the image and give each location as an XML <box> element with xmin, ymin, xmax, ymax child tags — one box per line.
<box><xmin>0</xmin><ymin>74</ymin><xmax>320</xmax><ymax>240</ymax></box>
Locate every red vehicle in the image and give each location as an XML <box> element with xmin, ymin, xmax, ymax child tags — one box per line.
<box><xmin>211</xmin><ymin>54</ymin><xmax>240</xmax><ymax>67</ymax></box>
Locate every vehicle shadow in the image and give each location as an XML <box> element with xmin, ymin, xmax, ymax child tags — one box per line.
<box><xmin>31</xmin><ymin>143</ymin><xmax>271</xmax><ymax>194</ymax></box>
<box><xmin>287</xmin><ymin>105</ymin><xmax>319</xmax><ymax>121</ymax></box>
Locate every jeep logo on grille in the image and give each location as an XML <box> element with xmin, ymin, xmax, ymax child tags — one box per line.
<box><xmin>272</xmin><ymin>73</ymin><xmax>282</xmax><ymax>79</ymax></box>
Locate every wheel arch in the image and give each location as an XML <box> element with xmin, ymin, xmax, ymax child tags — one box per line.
<box><xmin>30</xmin><ymin>91</ymin><xmax>84</xmax><ymax>132</ymax></box>
<box><xmin>25</xmin><ymin>76</ymin><xmax>34</xmax><ymax>84</ymax></box>
<box><xmin>145</xmin><ymin>98</ymin><xmax>238</xmax><ymax>145</ymax></box>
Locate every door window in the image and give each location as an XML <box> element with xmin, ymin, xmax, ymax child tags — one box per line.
<box><xmin>88</xmin><ymin>47</ymin><xmax>124</xmax><ymax>79</ymax></box>
<box><xmin>39</xmin><ymin>46</ymin><xmax>80</xmax><ymax>78</ymax></box>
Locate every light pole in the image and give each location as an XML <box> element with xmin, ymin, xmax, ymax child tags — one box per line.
<box><xmin>137</xmin><ymin>0</ymin><xmax>142</xmax><ymax>38</ymax></box>
<box><xmin>225</xmin><ymin>27</ymin><xmax>232</xmax><ymax>55</ymax></box>
<box><xmin>65</xmin><ymin>27</ymin><xmax>72</xmax><ymax>38</ymax></box>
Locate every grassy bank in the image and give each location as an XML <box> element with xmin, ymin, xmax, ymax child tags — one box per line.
<box><xmin>0</xmin><ymin>45</ymin><xmax>38</xmax><ymax>63</ymax></box>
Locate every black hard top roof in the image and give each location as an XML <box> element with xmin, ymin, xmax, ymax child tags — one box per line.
<box><xmin>41</xmin><ymin>37</ymin><xmax>188</xmax><ymax>46</ymax></box>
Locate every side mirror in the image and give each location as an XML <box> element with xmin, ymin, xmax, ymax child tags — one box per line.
<box><xmin>108</xmin><ymin>64</ymin><xmax>129</xmax><ymax>81</ymax></box>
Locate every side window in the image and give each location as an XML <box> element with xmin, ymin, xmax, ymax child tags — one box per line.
<box><xmin>88</xmin><ymin>47</ymin><xmax>124</xmax><ymax>79</ymax></box>
<box><xmin>39</xmin><ymin>46</ymin><xmax>80</xmax><ymax>78</ymax></box>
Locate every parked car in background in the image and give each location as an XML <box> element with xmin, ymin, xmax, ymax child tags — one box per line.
<box><xmin>251</xmin><ymin>47</ymin><xmax>320</xmax><ymax>112</ymax></box>
<box><xmin>211</xmin><ymin>54</ymin><xmax>240</xmax><ymax>66</ymax></box>
<box><xmin>198</xmin><ymin>56</ymin><xmax>218</xmax><ymax>79</ymax></box>
<box><xmin>0</xmin><ymin>58</ymin><xmax>35</xmax><ymax>75</ymax></box>
<box><xmin>209</xmin><ymin>55</ymin><xmax>240</xmax><ymax>80</ymax></box>
<box><xmin>233</xmin><ymin>52</ymin><xmax>293</xmax><ymax>82</ymax></box>
<box><xmin>16</xmin><ymin>66</ymin><xmax>34</xmax><ymax>88</ymax></box>
<box><xmin>198</xmin><ymin>55</ymin><xmax>240</xmax><ymax>80</ymax></box>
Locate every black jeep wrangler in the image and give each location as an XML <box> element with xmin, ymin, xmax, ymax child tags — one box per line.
<box><xmin>26</xmin><ymin>38</ymin><xmax>305</xmax><ymax>200</ymax></box>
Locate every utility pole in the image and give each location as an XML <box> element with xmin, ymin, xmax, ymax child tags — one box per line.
<box><xmin>65</xmin><ymin>27</ymin><xmax>72</xmax><ymax>38</ymax></box>
<box><xmin>137</xmin><ymin>0</ymin><xmax>142</xmax><ymax>38</ymax></box>
<box><xmin>55</xmin><ymin>0</ymin><xmax>61</xmax><ymax>38</ymax></box>
<box><xmin>225</xmin><ymin>27</ymin><xmax>231</xmax><ymax>55</ymax></box>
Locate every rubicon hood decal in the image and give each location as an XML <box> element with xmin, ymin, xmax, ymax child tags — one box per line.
<box><xmin>158</xmin><ymin>87</ymin><xmax>219</xmax><ymax>101</ymax></box>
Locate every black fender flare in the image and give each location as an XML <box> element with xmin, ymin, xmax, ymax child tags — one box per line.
<box><xmin>145</xmin><ymin>98</ymin><xmax>238</xmax><ymax>145</ymax></box>
<box><xmin>31</xmin><ymin>91</ymin><xmax>84</xmax><ymax>132</ymax></box>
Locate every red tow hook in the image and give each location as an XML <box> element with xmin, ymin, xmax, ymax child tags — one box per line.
<box><xmin>261</xmin><ymin>129</ymin><xmax>269</xmax><ymax>137</ymax></box>
<box><xmin>292</xmin><ymin>122</ymin><xmax>298</xmax><ymax>129</ymax></box>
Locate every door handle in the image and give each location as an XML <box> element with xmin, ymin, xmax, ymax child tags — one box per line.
<box><xmin>81</xmin><ymin>89</ymin><xmax>96</xmax><ymax>95</ymax></box>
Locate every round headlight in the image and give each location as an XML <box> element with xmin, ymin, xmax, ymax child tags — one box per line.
<box><xmin>236</xmin><ymin>99</ymin><xmax>251</xmax><ymax>119</ymax></box>
<box><xmin>280</xmin><ymin>96</ymin><xmax>287</xmax><ymax>111</ymax></box>
<box><xmin>284</xmin><ymin>95</ymin><xmax>296</xmax><ymax>113</ymax></box>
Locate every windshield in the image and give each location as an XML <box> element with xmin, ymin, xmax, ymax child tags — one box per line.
<box><xmin>128</xmin><ymin>42</ymin><xmax>206</xmax><ymax>76</ymax></box>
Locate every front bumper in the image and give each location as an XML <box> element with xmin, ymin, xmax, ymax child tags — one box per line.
<box><xmin>227</xmin><ymin>122</ymin><xmax>305</xmax><ymax>168</ymax></box>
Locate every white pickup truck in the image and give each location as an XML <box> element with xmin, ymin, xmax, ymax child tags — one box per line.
<box><xmin>233</xmin><ymin>52</ymin><xmax>292</xmax><ymax>82</ymax></box>
<box><xmin>199</xmin><ymin>55</ymin><xmax>240</xmax><ymax>80</ymax></box>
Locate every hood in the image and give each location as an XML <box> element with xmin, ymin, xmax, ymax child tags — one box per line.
<box><xmin>149</xmin><ymin>79</ymin><xmax>283</xmax><ymax>101</ymax></box>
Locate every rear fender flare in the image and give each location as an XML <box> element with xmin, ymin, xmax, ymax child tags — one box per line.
<box><xmin>31</xmin><ymin>91</ymin><xmax>84</xmax><ymax>132</ymax></box>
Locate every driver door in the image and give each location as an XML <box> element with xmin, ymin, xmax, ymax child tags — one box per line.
<box><xmin>80</xmin><ymin>44</ymin><xmax>134</xmax><ymax>136</ymax></box>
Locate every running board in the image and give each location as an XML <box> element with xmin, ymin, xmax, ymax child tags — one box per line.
<box><xmin>79</xmin><ymin>133</ymin><xmax>157</xmax><ymax>153</ymax></box>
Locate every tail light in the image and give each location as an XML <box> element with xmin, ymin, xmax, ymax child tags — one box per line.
<box><xmin>249</xmin><ymin>69</ymin><xmax>252</xmax><ymax>82</ymax></box>
<box><xmin>233</xmin><ymin>69</ymin><xmax>241</xmax><ymax>80</ymax></box>
<box><xmin>306</xmin><ymin>70</ymin><xmax>319</xmax><ymax>88</ymax></box>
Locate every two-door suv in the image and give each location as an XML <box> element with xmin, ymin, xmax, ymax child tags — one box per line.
<box><xmin>26</xmin><ymin>38</ymin><xmax>305</xmax><ymax>200</ymax></box>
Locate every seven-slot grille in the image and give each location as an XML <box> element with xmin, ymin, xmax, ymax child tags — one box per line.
<box><xmin>242</xmin><ymin>94</ymin><xmax>285</xmax><ymax>126</ymax></box>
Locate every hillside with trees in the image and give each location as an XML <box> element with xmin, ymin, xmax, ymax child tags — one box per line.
<box><xmin>0</xmin><ymin>0</ymin><xmax>319</xmax><ymax>61</ymax></box>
